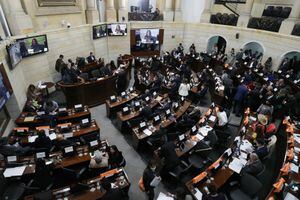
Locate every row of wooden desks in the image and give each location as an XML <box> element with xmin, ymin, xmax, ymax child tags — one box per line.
<box><xmin>131</xmin><ymin>100</ymin><xmax>192</xmax><ymax>149</ymax></box>
<box><xmin>105</xmin><ymin>90</ymin><xmax>140</xmax><ymax>118</ymax></box>
<box><xmin>114</xmin><ymin>94</ymin><xmax>166</xmax><ymax>131</ymax></box>
<box><xmin>24</xmin><ymin>168</ymin><xmax>130</xmax><ymax>200</ymax></box>
<box><xmin>0</xmin><ymin>141</ymin><xmax>109</xmax><ymax>177</ymax></box>
<box><xmin>11</xmin><ymin>120</ymin><xmax>100</xmax><ymax>145</ymax></box>
<box><xmin>15</xmin><ymin>106</ymin><xmax>91</xmax><ymax>128</ymax></box>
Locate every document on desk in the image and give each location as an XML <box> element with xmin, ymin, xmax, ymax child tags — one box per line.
<box><xmin>24</xmin><ymin>116</ymin><xmax>35</xmax><ymax>122</ymax></box>
<box><xmin>143</xmin><ymin>128</ymin><xmax>152</xmax><ymax>136</ymax></box>
<box><xmin>195</xmin><ymin>133</ymin><xmax>204</xmax><ymax>141</ymax></box>
<box><xmin>229</xmin><ymin>158</ymin><xmax>244</xmax><ymax>174</ymax></box>
<box><xmin>240</xmin><ymin>140</ymin><xmax>253</xmax><ymax>153</ymax></box>
<box><xmin>198</xmin><ymin>125</ymin><xmax>212</xmax><ymax>136</ymax></box>
<box><xmin>157</xmin><ymin>192</ymin><xmax>174</xmax><ymax>200</ymax></box>
<box><xmin>193</xmin><ymin>188</ymin><xmax>203</xmax><ymax>200</ymax></box>
<box><xmin>284</xmin><ymin>192</ymin><xmax>298</xmax><ymax>200</ymax></box>
<box><xmin>3</xmin><ymin>166</ymin><xmax>26</xmax><ymax>178</ymax></box>
<box><xmin>63</xmin><ymin>132</ymin><xmax>73</xmax><ymax>139</ymax></box>
<box><xmin>208</xmin><ymin>115</ymin><xmax>216</xmax><ymax>122</ymax></box>
<box><xmin>49</xmin><ymin>133</ymin><xmax>57</xmax><ymax>140</ymax></box>
<box><xmin>290</xmin><ymin>163</ymin><xmax>299</xmax><ymax>173</ymax></box>
<box><xmin>28</xmin><ymin>135</ymin><xmax>38</xmax><ymax>143</ymax></box>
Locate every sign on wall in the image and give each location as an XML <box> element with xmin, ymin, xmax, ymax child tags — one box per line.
<box><xmin>37</xmin><ymin>0</ymin><xmax>77</xmax><ymax>7</ymax></box>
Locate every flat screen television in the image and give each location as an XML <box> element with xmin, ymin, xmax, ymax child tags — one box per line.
<box><xmin>92</xmin><ymin>24</ymin><xmax>107</xmax><ymax>39</ymax></box>
<box><xmin>133</xmin><ymin>28</ymin><xmax>160</xmax><ymax>51</ymax></box>
<box><xmin>108</xmin><ymin>23</ymin><xmax>127</xmax><ymax>36</ymax></box>
<box><xmin>6</xmin><ymin>42</ymin><xmax>22</xmax><ymax>68</ymax></box>
<box><xmin>16</xmin><ymin>34</ymin><xmax>48</xmax><ymax>58</ymax></box>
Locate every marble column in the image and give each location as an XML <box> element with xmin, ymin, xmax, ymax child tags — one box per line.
<box><xmin>86</xmin><ymin>0</ymin><xmax>100</xmax><ymax>24</ymax></box>
<box><xmin>174</xmin><ymin>0</ymin><xmax>182</xmax><ymax>21</ymax></box>
<box><xmin>237</xmin><ymin>0</ymin><xmax>254</xmax><ymax>27</ymax></box>
<box><xmin>251</xmin><ymin>0</ymin><xmax>264</xmax><ymax>18</ymax></box>
<box><xmin>279</xmin><ymin>0</ymin><xmax>300</xmax><ymax>35</ymax></box>
<box><xmin>0</xmin><ymin>0</ymin><xmax>33</xmax><ymax>35</ymax></box>
<box><xmin>118</xmin><ymin>0</ymin><xmax>127</xmax><ymax>22</ymax></box>
<box><xmin>200</xmin><ymin>0</ymin><xmax>212</xmax><ymax>23</ymax></box>
<box><xmin>164</xmin><ymin>0</ymin><xmax>174</xmax><ymax>21</ymax></box>
<box><xmin>106</xmin><ymin>0</ymin><xmax>117</xmax><ymax>22</ymax></box>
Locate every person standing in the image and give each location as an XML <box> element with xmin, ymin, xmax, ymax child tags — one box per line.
<box><xmin>55</xmin><ymin>55</ymin><xmax>65</xmax><ymax>73</ymax></box>
<box><xmin>233</xmin><ymin>82</ymin><xmax>248</xmax><ymax>117</ymax></box>
<box><xmin>143</xmin><ymin>160</ymin><xmax>161</xmax><ymax>200</ymax></box>
<box><xmin>178</xmin><ymin>79</ymin><xmax>190</xmax><ymax>98</ymax></box>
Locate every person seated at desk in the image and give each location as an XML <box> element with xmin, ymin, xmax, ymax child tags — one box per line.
<box><xmin>143</xmin><ymin>159</ymin><xmax>161</xmax><ymax>200</ymax></box>
<box><xmin>257</xmin><ymin>100</ymin><xmax>273</xmax><ymax>116</ymax></box>
<box><xmin>100</xmin><ymin>64</ymin><xmax>113</xmax><ymax>77</ymax></box>
<box><xmin>254</xmin><ymin>138</ymin><xmax>269</xmax><ymax>159</ymax></box>
<box><xmin>241</xmin><ymin>153</ymin><xmax>263</xmax><ymax>176</ymax></box>
<box><xmin>54</xmin><ymin>134</ymin><xmax>75</xmax><ymax>151</ymax></box>
<box><xmin>216</xmin><ymin>107</ymin><xmax>228</xmax><ymax>128</ymax></box>
<box><xmin>86</xmin><ymin>52</ymin><xmax>96</xmax><ymax>63</ymax></box>
<box><xmin>27</xmin><ymin>84</ymin><xmax>42</xmax><ymax>102</ymax></box>
<box><xmin>140</xmin><ymin>102</ymin><xmax>153</xmax><ymax>120</ymax></box>
<box><xmin>34</xmin><ymin>130</ymin><xmax>52</xmax><ymax>151</ymax></box>
<box><xmin>0</xmin><ymin>137</ymin><xmax>31</xmax><ymax>156</ymax></box>
<box><xmin>160</xmin><ymin>140</ymin><xmax>180</xmax><ymax>171</ymax></box>
<box><xmin>43</xmin><ymin>100</ymin><xmax>59</xmax><ymax>114</ymax></box>
<box><xmin>76</xmin><ymin>56</ymin><xmax>86</xmax><ymax>69</ymax></box>
<box><xmin>24</xmin><ymin>100</ymin><xmax>41</xmax><ymax>112</ymax></box>
<box><xmin>101</xmin><ymin>180</ymin><xmax>128</xmax><ymax>200</ymax></box>
<box><xmin>70</xmin><ymin>62</ymin><xmax>81</xmax><ymax>76</ymax></box>
<box><xmin>108</xmin><ymin>145</ymin><xmax>125</xmax><ymax>169</ymax></box>
<box><xmin>110</xmin><ymin>60</ymin><xmax>117</xmax><ymax>72</ymax></box>
<box><xmin>203</xmin><ymin>185</ymin><xmax>226</xmax><ymax>200</ymax></box>
<box><xmin>89</xmin><ymin>150</ymin><xmax>109</xmax><ymax>169</ymax></box>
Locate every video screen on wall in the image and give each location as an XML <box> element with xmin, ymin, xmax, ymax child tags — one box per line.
<box><xmin>133</xmin><ymin>29</ymin><xmax>160</xmax><ymax>51</ymax></box>
<box><xmin>16</xmin><ymin>34</ymin><xmax>48</xmax><ymax>58</ymax></box>
<box><xmin>108</xmin><ymin>24</ymin><xmax>127</xmax><ymax>36</ymax></box>
<box><xmin>6</xmin><ymin>42</ymin><xmax>22</xmax><ymax>68</ymax></box>
<box><xmin>93</xmin><ymin>24</ymin><xmax>107</xmax><ymax>39</ymax></box>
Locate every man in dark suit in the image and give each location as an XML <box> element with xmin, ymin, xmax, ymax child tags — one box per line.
<box><xmin>55</xmin><ymin>55</ymin><xmax>66</xmax><ymax>73</ymax></box>
<box><xmin>101</xmin><ymin>180</ymin><xmax>128</xmax><ymax>200</ymax></box>
<box><xmin>86</xmin><ymin>52</ymin><xmax>96</xmax><ymax>63</ymax></box>
<box><xmin>143</xmin><ymin>160</ymin><xmax>160</xmax><ymax>200</ymax></box>
<box><xmin>160</xmin><ymin>140</ymin><xmax>180</xmax><ymax>170</ymax></box>
<box><xmin>34</xmin><ymin>130</ymin><xmax>52</xmax><ymax>151</ymax></box>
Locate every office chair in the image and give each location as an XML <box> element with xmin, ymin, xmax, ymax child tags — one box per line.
<box><xmin>79</xmin><ymin>73</ymin><xmax>89</xmax><ymax>81</ymax></box>
<box><xmin>91</xmin><ymin>69</ymin><xmax>101</xmax><ymax>78</ymax></box>
<box><xmin>168</xmin><ymin>160</ymin><xmax>192</xmax><ymax>181</ymax></box>
<box><xmin>256</xmin><ymin>164</ymin><xmax>266</xmax><ymax>183</ymax></box>
<box><xmin>60</xmin><ymin>167</ymin><xmax>87</xmax><ymax>182</ymax></box>
<box><xmin>188</xmin><ymin>153</ymin><xmax>207</xmax><ymax>170</ymax></box>
<box><xmin>229</xmin><ymin>173</ymin><xmax>262</xmax><ymax>200</ymax></box>
<box><xmin>0</xmin><ymin>174</ymin><xmax>25</xmax><ymax>200</ymax></box>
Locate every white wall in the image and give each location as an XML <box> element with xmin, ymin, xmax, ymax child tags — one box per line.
<box><xmin>128</xmin><ymin>0</ymin><xmax>156</xmax><ymax>12</ymax></box>
<box><xmin>182</xmin><ymin>0</ymin><xmax>205</xmax><ymax>23</ymax></box>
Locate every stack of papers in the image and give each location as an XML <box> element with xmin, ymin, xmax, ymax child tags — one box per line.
<box><xmin>157</xmin><ymin>192</ymin><xmax>174</xmax><ymax>200</ymax></box>
<box><xmin>28</xmin><ymin>135</ymin><xmax>38</xmax><ymax>143</ymax></box>
<box><xmin>229</xmin><ymin>158</ymin><xmax>244</xmax><ymax>174</ymax></box>
<box><xmin>3</xmin><ymin>166</ymin><xmax>26</xmax><ymax>177</ymax></box>
<box><xmin>198</xmin><ymin>125</ymin><xmax>212</xmax><ymax>136</ymax></box>
<box><xmin>290</xmin><ymin>163</ymin><xmax>299</xmax><ymax>173</ymax></box>
<box><xmin>24</xmin><ymin>117</ymin><xmax>35</xmax><ymax>122</ymax></box>
<box><xmin>240</xmin><ymin>140</ymin><xmax>253</xmax><ymax>153</ymax></box>
<box><xmin>208</xmin><ymin>115</ymin><xmax>216</xmax><ymax>122</ymax></box>
<box><xmin>195</xmin><ymin>133</ymin><xmax>204</xmax><ymax>141</ymax></box>
<box><xmin>143</xmin><ymin>128</ymin><xmax>152</xmax><ymax>136</ymax></box>
<box><xmin>193</xmin><ymin>188</ymin><xmax>203</xmax><ymax>200</ymax></box>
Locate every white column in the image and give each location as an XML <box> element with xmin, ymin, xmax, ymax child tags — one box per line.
<box><xmin>0</xmin><ymin>0</ymin><xmax>33</xmax><ymax>35</ymax></box>
<box><xmin>106</xmin><ymin>0</ymin><xmax>117</xmax><ymax>22</ymax></box>
<box><xmin>118</xmin><ymin>0</ymin><xmax>128</xmax><ymax>22</ymax></box>
<box><xmin>237</xmin><ymin>0</ymin><xmax>254</xmax><ymax>27</ymax></box>
<box><xmin>174</xmin><ymin>0</ymin><xmax>182</xmax><ymax>21</ymax></box>
<box><xmin>200</xmin><ymin>0</ymin><xmax>212</xmax><ymax>23</ymax></box>
<box><xmin>279</xmin><ymin>0</ymin><xmax>300</xmax><ymax>34</ymax></box>
<box><xmin>86</xmin><ymin>0</ymin><xmax>100</xmax><ymax>24</ymax></box>
<box><xmin>164</xmin><ymin>0</ymin><xmax>174</xmax><ymax>21</ymax></box>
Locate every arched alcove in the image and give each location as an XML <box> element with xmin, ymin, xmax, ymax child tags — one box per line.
<box><xmin>242</xmin><ymin>41</ymin><xmax>265</xmax><ymax>57</ymax></box>
<box><xmin>207</xmin><ymin>35</ymin><xmax>227</xmax><ymax>54</ymax></box>
<box><xmin>278</xmin><ymin>51</ymin><xmax>300</xmax><ymax>72</ymax></box>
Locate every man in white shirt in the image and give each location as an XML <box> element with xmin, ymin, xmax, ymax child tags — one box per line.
<box><xmin>216</xmin><ymin>107</ymin><xmax>228</xmax><ymax>127</ymax></box>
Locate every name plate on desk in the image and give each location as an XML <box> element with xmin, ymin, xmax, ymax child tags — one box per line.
<box><xmin>63</xmin><ymin>132</ymin><xmax>73</xmax><ymax>139</ymax></box>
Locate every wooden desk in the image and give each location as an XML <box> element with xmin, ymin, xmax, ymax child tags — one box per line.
<box><xmin>13</xmin><ymin>120</ymin><xmax>100</xmax><ymax>145</ymax></box>
<box><xmin>59</xmin><ymin>60</ymin><xmax>131</xmax><ymax>107</ymax></box>
<box><xmin>114</xmin><ymin>95</ymin><xmax>165</xmax><ymax>131</ymax></box>
<box><xmin>24</xmin><ymin>168</ymin><xmax>130</xmax><ymax>200</ymax></box>
<box><xmin>131</xmin><ymin>100</ymin><xmax>191</xmax><ymax>149</ymax></box>
<box><xmin>15</xmin><ymin>107</ymin><xmax>91</xmax><ymax>128</ymax></box>
<box><xmin>105</xmin><ymin>91</ymin><xmax>140</xmax><ymax>118</ymax></box>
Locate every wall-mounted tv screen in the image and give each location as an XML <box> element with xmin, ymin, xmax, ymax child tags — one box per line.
<box><xmin>16</xmin><ymin>34</ymin><xmax>48</xmax><ymax>58</ymax></box>
<box><xmin>135</xmin><ymin>29</ymin><xmax>160</xmax><ymax>50</ymax></box>
<box><xmin>93</xmin><ymin>24</ymin><xmax>107</xmax><ymax>39</ymax></box>
<box><xmin>6</xmin><ymin>42</ymin><xmax>22</xmax><ymax>69</ymax></box>
<box><xmin>108</xmin><ymin>24</ymin><xmax>127</xmax><ymax>36</ymax></box>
